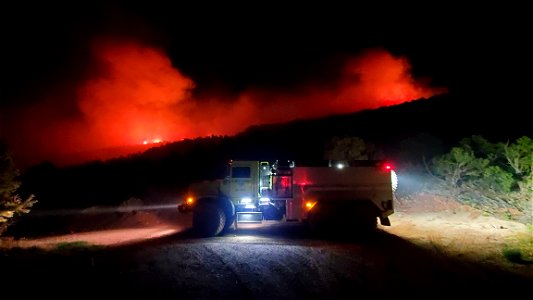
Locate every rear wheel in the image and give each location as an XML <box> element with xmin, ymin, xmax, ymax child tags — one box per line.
<box><xmin>308</xmin><ymin>201</ymin><xmax>378</xmax><ymax>237</ymax></box>
<box><xmin>307</xmin><ymin>202</ymin><xmax>330</xmax><ymax>236</ymax></box>
<box><xmin>351</xmin><ymin>203</ymin><xmax>378</xmax><ymax>234</ymax></box>
<box><xmin>193</xmin><ymin>202</ymin><xmax>226</xmax><ymax>237</ymax></box>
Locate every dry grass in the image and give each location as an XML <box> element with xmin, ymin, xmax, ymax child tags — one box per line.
<box><xmin>384</xmin><ymin>192</ymin><xmax>533</xmax><ymax>277</ymax></box>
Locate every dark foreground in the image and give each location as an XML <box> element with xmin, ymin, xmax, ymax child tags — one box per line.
<box><xmin>1</xmin><ymin>221</ymin><xmax>532</xmax><ymax>298</ymax></box>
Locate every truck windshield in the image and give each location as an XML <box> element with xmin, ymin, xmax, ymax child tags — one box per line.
<box><xmin>232</xmin><ymin>167</ymin><xmax>251</xmax><ymax>178</ymax></box>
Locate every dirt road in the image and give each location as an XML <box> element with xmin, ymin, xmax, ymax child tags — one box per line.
<box><xmin>1</xmin><ymin>195</ymin><xmax>532</xmax><ymax>298</ymax></box>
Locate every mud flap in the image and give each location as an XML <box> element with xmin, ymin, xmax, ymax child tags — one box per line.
<box><xmin>379</xmin><ymin>216</ymin><xmax>391</xmax><ymax>226</ymax></box>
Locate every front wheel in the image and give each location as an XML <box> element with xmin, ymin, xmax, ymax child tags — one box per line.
<box><xmin>192</xmin><ymin>202</ymin><xmax>226</xmax><ymax>237</ymax></box>
<box><xmin>223</xmin><ymin>213</ymin><xmax>235</xmax><ymax>233</ymax></box>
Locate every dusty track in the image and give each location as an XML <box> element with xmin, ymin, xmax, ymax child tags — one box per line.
<box><xmin>1</xmin><ymin>195</ymin><xmax>532</xmax><ymax>298</ymax></box>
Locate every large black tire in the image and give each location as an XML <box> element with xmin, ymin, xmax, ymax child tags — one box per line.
<box><xmin>192</xmin><ymin>202</ymin><xmax>226</xmax><ymax>237</ymax></box>
<box><xmin>307</xmin><ymin>202</ymin><xmax>329</xmax><ymax>236</ymax></box>
<box><xmin>222</xmin><ymin>213</ymin><xmax>235</xmax><ymax>233</ymax></box>
<box><xmin>308</xmin><ymin>201</ymin><xmax>378</xmax><ymax>238</ymax></box>
<box><xmin>340</xmin><ymin>202</ymin><xmax>378</xmax><ymax>237</ymax></box>
<box><xmin>307</xmin><ymin>211</ymin><xmax>322</xmax><ymax>234</ymax></box>
<box><xmin>355</xmin><ymin>203</ymin><xmax>378</xmax><ymax>231</ymax></box>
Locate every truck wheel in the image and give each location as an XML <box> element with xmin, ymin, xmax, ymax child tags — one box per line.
<box><xmin>223</xmin><ymin>213</ymin><xmax>235</xmax><ymax>233</ymax></box>
<box><xmin>307</xmin><ymin>202</ymin><xmax>328</xmax><ymax>235</ymax></box>
<box><xmin>351</xmin><ymin>203</ymin><xmax>378</xmax><ymax>235</ymax></box>
<box><xmin>308</xmin><ymin>201</ymin><xmax>377</xmax><ymax>238</ymax></box>
<box><xmin>193</xmin><ymin>202</ymin><xmax>226</xmax><ymax>237</ymax></box>
<box><xmin>307</xmin><ymin>211</ymin><xmax>321</xmax><ymax>233</ymax></box>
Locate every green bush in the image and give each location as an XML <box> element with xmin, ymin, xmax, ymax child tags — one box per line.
<box><xmin>431</xmin><ymin>147</ymin><xmax>488</xmax><ymax>187</ymax></box>
<box><xmin>430</xmin><ymin>135</ymin><xmax>532</xmax><ymax>214</ymax></box>
<box><xmin>479</xmin><ymin>166</ymin><xmax>514</xmax><ymax>192</ymax></box>
<box><xmin>0</xmin><ymin>141</ymin><xmax>37</xmax><ymax>236</ymax></box>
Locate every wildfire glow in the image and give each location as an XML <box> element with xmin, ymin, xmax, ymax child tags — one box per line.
<box><xmin>5</xmin><ymin>38</ymin><xmax>446</xmax><ymax>167</ymax></box>
<box><xmin>77</xmin><ymin>38</ymin><xmax>194</xmax><ymax>147</ymax></box>
<box><xmin>143</xmin><ymin>139</ymin><xmax>162</xmax><ymax>145</ymax></box>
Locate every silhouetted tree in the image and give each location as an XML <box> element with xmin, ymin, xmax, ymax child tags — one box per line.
<box><xmin>324</xmin><ymin>136</ymin><xmax>368</xmax><ymax>162</ymax></box>
<box><xmin>0</xmin><ymin>141</ymin><xmax>36</xmax><ymax>235</ymax></box>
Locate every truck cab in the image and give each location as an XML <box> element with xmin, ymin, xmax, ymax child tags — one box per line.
<box><xmin>223</xmin><ymin>160</ymin><xmax>264</xmax><ymax>223</ymax></box>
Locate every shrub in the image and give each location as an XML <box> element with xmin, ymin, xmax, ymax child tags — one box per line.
<box><xmin>0</xmin><ymin>141</ymin><xmax>37</xmax><ymax>236</ymax></box>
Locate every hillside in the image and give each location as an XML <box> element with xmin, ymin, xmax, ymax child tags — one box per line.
<box><xmin>15</xmin><ymin>93</ymin><xmax>529</xmax><ymax>212</ymax></box>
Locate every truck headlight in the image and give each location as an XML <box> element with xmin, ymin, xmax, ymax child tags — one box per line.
<box><xmin>259</xmin><ymin>197</ymin><xmax>271</xmax><ymax>205</ymax></box>
<box><xmin>241</xmin><ymin>197</ymin><xmax>252</xmax><ymax>204</ymax></box>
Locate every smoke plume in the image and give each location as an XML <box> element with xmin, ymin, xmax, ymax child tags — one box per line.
<box><xmin>3</xmin><ymin>38</ymin><xmax>446</xmax><ymax>167</ymax></box>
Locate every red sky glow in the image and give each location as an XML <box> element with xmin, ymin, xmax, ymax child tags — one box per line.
<box><xmin>4</xmin><ymin>38</ymin><xmax>446</xmax><ymax>167</ymax></box>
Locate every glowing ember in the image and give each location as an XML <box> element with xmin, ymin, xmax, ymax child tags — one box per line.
<box><xmin>142</xmin><ymin>138</ymin><xmax>163</xmax><ymax>145</ymax></box>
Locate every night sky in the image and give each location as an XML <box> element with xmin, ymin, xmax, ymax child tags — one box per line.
<box><xmin>0</xmin><ymin>2</ymin><xmax>528</xmax><ymax>167</ymax></box>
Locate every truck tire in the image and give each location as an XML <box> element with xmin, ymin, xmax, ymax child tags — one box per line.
<box><xmin>193</xmin><ymin>202</ymin><xmax>226</xmax><ymax>237</ymax></box>
<box><xmin>307</xmin><ymin>201</ymin><xmax>378</xmax><ymax>237</ymax></box>
<box><xmin>221</xmin><ymin>198</ymin><xmax>235</xmax><ymax>233</ymax></box>
<box><xmin>307</xmin><ymin>202</ymin><xmax>329</xmax><ymax>235</ymax></box>
<box><xmin>349</xmin><ymin>202</ymin><xmax>378</xmax><ymax>235</ymax></box>
<box><xmin>307</xmin><ymin>211</ymin><xmax>322</xmax><ymax>234</ymax></box>
<box><xmin>223</xmin><ymin>213</ymin><xmax>235</xmax><ymax>233</ymax></box>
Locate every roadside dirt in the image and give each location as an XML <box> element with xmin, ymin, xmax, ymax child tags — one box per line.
<box><xmin>383</xmin><ymin>193</ymin><xmax>532</xmax><ymax>276</ymax></box>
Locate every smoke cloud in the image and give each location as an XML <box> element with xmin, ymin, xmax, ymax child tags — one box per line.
<box><xmin>3</xmin><ymin>38</ymin><xmax>446</xmax><ymax>167</ymax></box>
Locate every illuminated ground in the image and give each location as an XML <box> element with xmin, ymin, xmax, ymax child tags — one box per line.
<box><xmin>1</xmin><ymin>195</ymin><xmax>531</xmax><ymax>297</ymax></box>
<box><xmin>3</xmin><ymin>194</ymin><xmax>529</xmax><ymax>265</ymax></box>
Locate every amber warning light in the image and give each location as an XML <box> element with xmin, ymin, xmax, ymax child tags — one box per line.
<box><xmin>305</xmin><ymin>201</ymin><xmax>317</xmax><ymax>211</ymax></box>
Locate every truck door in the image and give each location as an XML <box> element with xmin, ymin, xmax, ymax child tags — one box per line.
<box><xmin>229</xmin><ymin>161</ymin><xmax>260</xmax><ymax>203</ymax></box>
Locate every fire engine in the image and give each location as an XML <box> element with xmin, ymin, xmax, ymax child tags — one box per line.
<box><xmin>178</xmin><ymin>159</ymin><xmax>397</xmax><ymax>237</ymax></box>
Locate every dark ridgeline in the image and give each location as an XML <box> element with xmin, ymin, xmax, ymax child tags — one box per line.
<box><xmin>17</xmin><ymin>92</ymin><xmax>529</xmax><ymax>211</ymax></box>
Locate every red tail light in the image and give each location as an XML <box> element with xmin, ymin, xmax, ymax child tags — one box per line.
<box><xmin>382</xmin><ymin>162</ymin><xmax>393</xmax><ymax>171</ymax></box>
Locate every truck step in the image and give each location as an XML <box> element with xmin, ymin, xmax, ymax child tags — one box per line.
<box><xmin>236</xmin><ymin>212</ymin><xmax>263</xmax><ymax>223</ymax></box>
